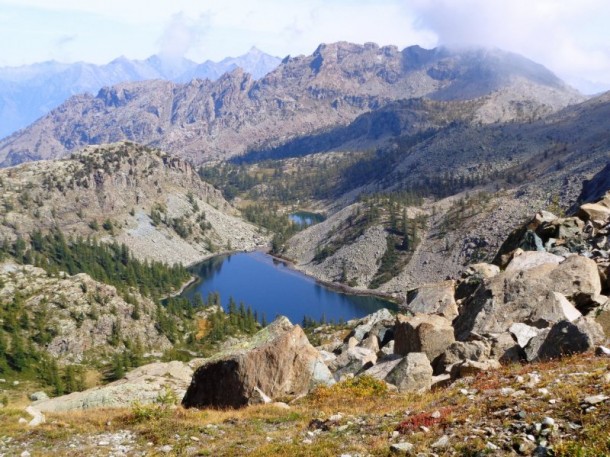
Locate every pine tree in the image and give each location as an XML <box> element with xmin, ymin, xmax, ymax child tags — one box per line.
<box><xmin>9</xmin><ymin>332</ymin><xmax>27</xmax><ymax>371</ymax></box>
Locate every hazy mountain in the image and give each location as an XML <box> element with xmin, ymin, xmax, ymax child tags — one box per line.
<box><xmin>0</xmin><ymin>48</ymin><xmax>281</xmax><ymax>139</ymax></box>
<box><xmin>0</xmin><ymin>42</ymin><xmax>583</xmax><ymax>167</ymax></box>
<box><xmin>176</xmin><ymin>46</ymin><xmax>281</xmax><ymax>82</ymax></box>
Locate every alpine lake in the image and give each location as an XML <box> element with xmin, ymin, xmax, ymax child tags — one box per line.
<box><xmin>180</xmin><ymin>251</ymin><xmax>396</xmax><ymax>326</ymax></box>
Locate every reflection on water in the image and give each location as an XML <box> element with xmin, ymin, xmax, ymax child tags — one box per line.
<box><xmin>182</xmin><ymin>252</ymin><xmax>394</xmax><ymax>325</ymax></box>
<box><xmin>289</xmin><ymin>211</ymin><xmax>325</xmax><ymax>227</ymax></box>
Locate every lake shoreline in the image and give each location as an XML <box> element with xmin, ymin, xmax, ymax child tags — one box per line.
<box><xmin>181</xmin><ymin>247</ymin><xmax>401</xmax><ymax>308</ymax></box>
<box><xmin>178</xmin><ymin>250</ymin><xmax>397</xmax><ymax>323</ymax></box>
<box><xmin>266</xmin><ymin>251</ymin><xmax>402</xmax><ymax>307</ymax></box>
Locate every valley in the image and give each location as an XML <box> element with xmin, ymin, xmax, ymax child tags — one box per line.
<box><xmin>0</xmin><ymin>40</ymin><xmax>609</xmax><ymax>457</ymax></box>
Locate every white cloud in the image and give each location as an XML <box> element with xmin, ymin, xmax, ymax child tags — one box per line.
<box><xmin>157</xmin><ymin>12</ymin><xmax>210</xmax><ymax>62</ymax></box>
<box><xmin>408</xmin><ymin>0</ymin><xmax>610</xmax><ymax>92</ymax></box>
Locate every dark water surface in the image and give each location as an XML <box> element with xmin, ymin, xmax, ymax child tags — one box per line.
<box><xmin>181</xmin><ymin>252</ymin><xmax>394</xmax><ymax>325</ymax></box>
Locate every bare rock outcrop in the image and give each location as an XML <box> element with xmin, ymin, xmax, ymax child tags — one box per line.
<box><xmin>454</xmin><ymin>254</ymin><xmax>602</xmax><ymax>340</ymax></box>
<box><xmin>32</xmin><ymin>361</ymin><xmax>194</xmax><ymax>412</ymax></box>
<box><xmin>0</xmin><ymin>262</ymin><xmax>171</xmax><ymax>362</ymax></box>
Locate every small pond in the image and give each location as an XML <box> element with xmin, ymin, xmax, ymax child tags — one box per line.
<box><xmin>289</xmin><ymin>211</ymin><xmax>325</xmax><ymax>227</ymax></box>
<box><xmin>181</xmin><ymin>252</ymin><xmax>394</xmax><ymax>325</ymax></box>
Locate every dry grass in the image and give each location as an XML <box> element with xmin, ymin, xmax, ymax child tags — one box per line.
<box><xmin>0</xmin><ymin>352</ymin><xmax>609</xmax><ymax>456</ymax></box>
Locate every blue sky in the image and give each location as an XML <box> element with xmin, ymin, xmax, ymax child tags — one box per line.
<box><xmin>0</xmin><ymin>0</ymin><xmax>608</xmax><ymax>93</ymax></box>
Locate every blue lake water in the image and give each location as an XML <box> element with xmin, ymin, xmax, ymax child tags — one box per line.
<box><xmin>181</xmin><ymin>252</ymin><xmax>394</xmax><ymax>325</ymax></box>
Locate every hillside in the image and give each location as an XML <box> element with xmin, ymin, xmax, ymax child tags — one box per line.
<box><xmin>211</xmin><ymin>91</ymin><xmax>608</xmax><ymax>292</ymax></box>
<box><xmin>0</xmin><ymin>261</ymin><xmax>172</xmax><ymax>364</ymax></box>
<box><xmin>0</xmin><ymin>142</ymin><xmax>267</xmax><ymax>266</ymax></box>
<box><xmin>0</xmin><ymin>43</ymin><xmax>583</xmax><ymax>167</ymax></box>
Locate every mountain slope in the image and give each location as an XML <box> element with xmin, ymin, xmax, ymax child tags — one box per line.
<box><xmin>250</xmin><ymin>91</ymin><xmax>610</xmax><ymax>292</ymax></box>
<box><xmin>0</xmin><ymin>142</ymin><xmax>267</xmax><ymax>265</ymax></box>
<box><xmin>0</xmin><ymin>49</ymin><xmax>281</xmax><ymax>139</ymax></box>
<box><xmin>0</xmin><ymin>42</ymin><xmax>583</xmax><ymax>167</ymax></box>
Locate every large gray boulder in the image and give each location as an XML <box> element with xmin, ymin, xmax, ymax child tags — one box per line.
<box><xmin>394</xmin><ymin>314</ymin><xmax>455</xmax><ymax>363</ymax></box>
<box><xmin>435</xmin><ymin>340</ymin><xmax>491</xmax><ymax>374</ymax></box>
<box><xmin>182</xmin><ymin>317</ymin><xmax>334</xmax><ymax>409</ymax></box>
<box><xmin>509</xmin><ymin>323</ymin><xmax>543</xmax><ymax>348</ymax></box>
<box><xmin>347</xmin><ymin>308</ymin><xmax>394</xmax><ymax>342</ymax></box>
<box><xmin>385</xmin><ymin>353</ymin><xmax>433</xmax><ymax>393</ymax></box>
<box><xmin>404</xmin><ymin>280</ymin><xmax>459</xmax><ymax>320</ymax></box>
<box><xmin>454</xmin><ymin>255</ymin><xmax>601</xmax><ymax>340</ymax></box>
<box><xmin>362</xmin><ymin>355</ymin><xmax>403</xmax><ymax>381</ymax></box>
<box><xmin>528</xmin><ymin>292</ymin><xmax>582</xmax><ymax>326</ymax></box>
<box><xmin>33</xmin><ymin>361</ymin><xmax>194</xmax><ymax>412</ymax></box>
<box><xmin>329</xmin><ymin>346</ymin><xmax>377</xmax><ymax>380</ymax></box>
<box><xmin>524</xmin><ymin>317</ymin><xmax>605</xmax><ymax>362</ymax></box>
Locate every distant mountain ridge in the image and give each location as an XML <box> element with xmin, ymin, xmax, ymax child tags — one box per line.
<box><xmin>0</xmin><ymin>42</ymin><xmax>584</xmax><ymax>167</ymax></box>
<box><xmin>0</xmin><ymin>47</ymin><xmax>281</xmax><ymax>139</ymax></box>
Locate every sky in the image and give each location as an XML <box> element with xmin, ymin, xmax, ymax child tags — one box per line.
<box><xmin>0</xmin><ymin>0</ymin><xmax>608</xmax><ymax>93</ymax></box>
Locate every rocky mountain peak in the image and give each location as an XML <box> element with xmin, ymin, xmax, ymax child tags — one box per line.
<box><xmin>0</xmin><ymin>42</ymin><xmax>585</xmax><ymax>167</ymax></box>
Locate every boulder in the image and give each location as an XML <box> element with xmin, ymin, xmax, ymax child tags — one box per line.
<box><xmin>489</xmin><ymin>332</ymin><xmax>523</xmax><ymax>363</ymax></box>
<box><xmin>450</xmin><ymin>359</ymin><xmax>501</xmax><ymax>379</ymax></box>
<box><xmin>329</xmin><ymin>347</ymin><xmax>377</xmax><ymax>380</ymax></box>
<box><xmin>394</xmin><ymin>314</ymin><xmax>455</xmax><ymax>363</ymax></box>
<box><xmin>347</xmin><ymin>308</ymin><xmax>394</xmax><ymax>342</ymax></box>
<box><xmin>369</xmin><ymin>322</ymin><xmax>394</xmax><ymax>347</ymax></box>
<box><xmin>510</xmin><ymin>323</ymin><xmax>543</xmax><ymax>348</ymax></box>
<box><xmin>30</xmin><ymin>392</ymin><xmax>49</xmax><ymax>402</ymax></box>
<box><xmin>578</xmin><ymin>203</ymin><xmax>610</xmax><ymax>225</ymax></box>
<box><xmin>555</xmin><ymin>217</ymin><xmax>585</xmax><ymax>240</ymax></box>
<box><xmin>518</xmin><ymin>230</ymin><xmax>545</xmax><ymax>252</ymax></box>
<box><xmin>505</xmin><ymin>251</ymin><xmax>563</xmax><ymax>274</ymax></box>
<box><xmin>318</xmin><ymin>350</ymin><xmax>337</xmax><ymax>365</ymax></box>
<box><xmin>435</xmin><ymin>340</ymin><xmax>491</xmax><ymax>375</ymax></box>
<box><xmin>550</xmin><ymin>255</ymin><xmax>601</xmax><ymax>306</ymax></box>
<box><xmin>34</xmin><ymin>361</ymin><xmax>193</xmax><ymax>412</ymax></box>
<box><xmin>359</xmin><ymin>334</ymin><xmax>380</xmax><ymax>353</ymax></box>
<box><xmin>527</xmin><ymin>292</ymin><xmax>582</xmax><ymax>327</ymax></box>
<box><xmin>385</xmin><ymin>353</ymin><xmax>433</xmax><ymax>393</ymax></box>
<box><xmin>524</xmin><ymin>318</ymin><xmax>606</xmax><ymax>362</ymax></box>
<box><xmin>182</xmin><ymin>317</ymin><xmax>334</xmax><ymax>409</ymax></box>
<box><xmin>379</xmin><ymin>340</ymin><xmax>395</xmax><ymax>358</ymax></box>
<box><xmin>527</xmin><ymin>211</ymin><xmax>558</xmax><ymax>231</ymax></box>
<box><xmin>468</xmin><ymin>263</ymin><xmax>501</xmax><ymax>279</ymax></box>
<box><xmin>362</xmin><ymin>355</ymin><xmax>403</xmax><ymax>381</ymax></box>
<box><xmin>404</xmin><ymin>280</ymin><xmax>459</xmax><ymax>320</ymax></box>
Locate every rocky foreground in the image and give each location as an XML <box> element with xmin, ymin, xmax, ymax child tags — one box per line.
<box><xmin>2</xmin><ymin>193</ymin><xmax>610</xmax><ymax>456</ymax></box>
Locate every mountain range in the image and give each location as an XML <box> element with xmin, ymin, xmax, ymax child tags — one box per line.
<box><xmin>0</xmin><ymin>47</ymin><xmax>281</xmax><ymax>139</ymax></box>
<box><xmin>0</xmin><ymin>42</ymin><xmax>583</xmax><ymax>167</ymax></box>
<box><xmin>2</xmin><ymin>40</ymin><xmax>610</xmax><ymax>293</ymax></box>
